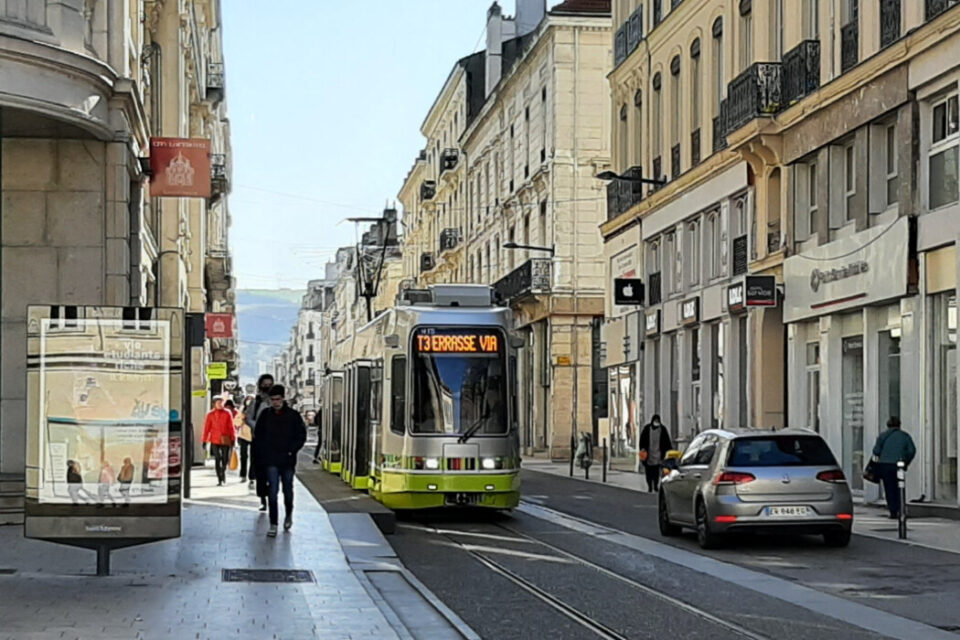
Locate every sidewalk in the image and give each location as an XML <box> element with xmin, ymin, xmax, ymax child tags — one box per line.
<box><xmin>0</xmin><ymin>462</ymin><xmax>398</xmax><ymax>640</ymax></box>
<box><xmin>523</xmin><ymin>459</ymin><xmax>960</xmax><ymax>555</ymax></box>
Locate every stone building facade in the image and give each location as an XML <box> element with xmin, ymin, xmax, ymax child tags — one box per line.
<box><xmin>0</xmin><ymin>0</ymin><xmax>236</xmax><ymax>522</ymax></box>
<box><xmin>398</xmin><ymin>0</ymin><xmax>612</xmax><ymax>459</ymax></box>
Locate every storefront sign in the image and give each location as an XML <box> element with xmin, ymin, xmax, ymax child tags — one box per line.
<box><xmin>783</xmin><ymin>217</ymin><xmax>910</xmax><ymax>323</ymax></box>
<box><xmin>613</xmin><ymin>278</ymin><xmax>644</xmax><ymax>306</ymax></box>
<box><xmin>149</xmin><ymin>138</ymin><xmax>211</xmax><ymax>198</ymax></box>
<box><xmin>645</xmin><ymin>310</ymin><xmax>661</xmax><ymax>336</ymax></box>
<box><xmin>204</xmin><ymin>313</ymin><xmax>234</xmax><ymax>339</ymax></box>
<box><xmin>746</xmin><ymin>275</ymin><xmax>777</xmax><ymax>307</ymax></box>
<box><xmin>680</xmin><ymin>297</ymin><xmax>700</xmax><ymax>326</ymax></box>
<box><xmin>727</xmin><ymin>281</ymin><xmax>745</xmax><ymax>313</ymax></box>
<box><xmin>206</xmin><ymin>362</ymin><xmax>228</xmax><ymax>380</ymax></box>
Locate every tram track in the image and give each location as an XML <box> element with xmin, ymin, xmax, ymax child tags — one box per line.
<box><xmin>405</xmin><ymin>517</ymin><xmax>771</xmax><ymax>640</ymax></box>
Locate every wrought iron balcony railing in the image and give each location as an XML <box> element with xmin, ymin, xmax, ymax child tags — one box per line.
<box><xmin>420</xmin><ymin>180</ymin><xmax>436</xmax><ymax>201</ymax></box>
<box><xmin>614</xmin><ymin>24</ymin><xmax>627</xmax><ymax>66</ymax></box>
<box><xmin>420</xmin><ymin>252</ymin><xmax>435</xmax><ymax>273</ymax></box>
<box><xmin>493</xmin><ymin>258</ymin><xmax>552</xmax><ymax>303</ymax></box>
<box><xmin>926</xmin><ymin>0</ymin><xmax>959</xmax><ymax>21</ymax></box>
<box><xmin>627</xmin><ymin>6</ymin><xmax>642</xmax><ymax>54</ymax></box>
<box><xmin>605</xmin><ymin>167</ymin><xmax>645</xmax><ymax>219</ymax></box>
<box><xmin>691</xmin><ymin>128</ymin><xmax>701</xmax><ymax>166</ymax></box>
<box><xmin>439</xmin><ymin>227</ymin><xmax>461</xmax><ymax>252</ymax></box>
<box><xmin>713</xmin><ymin>107</ymin><xmax>727</xmax><ymax>153</ymax></box>
<box><xmin>782</xmin><ymin>40</ymin><xmax>820</xmax><ymax>105</ymax></box>
<box><xmin>440</xmin><ymin>148</ymin><xmax>459</xmax><ymax>173</ymax></box>
<box><xmin>841</xmin><ymin>21</ymin><xmax>859</xmax><ymax>72</ymax></box>
<box><xmin>671</xmin><ymin>144</ymin><xmax>681</xmax><ymax>180</ymax></box>
<box><xmin>652</xmin><ymin>156</ymin><xmax>662</xmax><ymax>185</ymax></box>
<box><xmin>724</xmin><ymin>63</ymin><xmax>782</xmax><ymax>136</ymax></box>
<box><xmin>881</xmin><ymin>0</ymin><xmax>901</xmax><ymax>47</ymax></box>
<box><xmin>648</xmin><ymin>271</ymin><xmax>662</xmax><ymax>306</ymax></box>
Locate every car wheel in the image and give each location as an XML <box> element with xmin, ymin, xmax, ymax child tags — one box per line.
<box><xmin>658</xmin><ymin>492</ymin><xmax>681</xmax><ymax>537</ymax></box>
<box><xmin>823</xmin><ymin>530</ymin><xmax>851</xmax><ymax>547</ymax></box>
<box><xmin>696</xmin><ymin>498</ymin><xmax>722</xmax><ymax>550</ymax></box>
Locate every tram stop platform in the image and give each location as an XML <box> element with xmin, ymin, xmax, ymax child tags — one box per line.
<box><xmin>297</xmin><ymin>451</ymin><xmax>397</xmax><ymax>534</ymax></box>
<box><xmin>0</xmin><ymin>461</ymin><xmax>475</xmax><ymax>640</ymax></box>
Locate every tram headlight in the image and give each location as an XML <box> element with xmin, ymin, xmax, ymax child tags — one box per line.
<box><xmin>481</xmin><ymin>457</ymin><xmax>497</xmax><ymax>470</ymax></box>
<box><xmin>425</xmin><ymin>457</ymin><xmax>440</xmax><ymax>470</ymax></box>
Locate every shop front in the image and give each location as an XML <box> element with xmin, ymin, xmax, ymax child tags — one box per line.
<box><xmin>785</xmin><ymin>217</ymin><xmax>918</xmax><ymax>501</ymax></box>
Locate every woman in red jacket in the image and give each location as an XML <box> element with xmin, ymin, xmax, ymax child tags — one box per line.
<box><xmin>202</xmin><ymin>396</ymin><xmax>236</xmax><ymax>486</ymax></box>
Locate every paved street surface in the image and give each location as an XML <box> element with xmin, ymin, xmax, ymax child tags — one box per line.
<box><xmin>384</xmin><ymin>465</ymin><xmax>960</xmax><ymax>640</ymax></box>
<box><xmin>0</xmin><ymin>463</ymin><xmax>399</xmax><ymax>640</ymax></box>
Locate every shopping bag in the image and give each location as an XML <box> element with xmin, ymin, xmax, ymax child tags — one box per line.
<box><xmin>862</xmin><ymin>458</ymin><xmax>879</xmax><ymax>484</ymax></box>
<box><xmin>229</xmin><ymin>448</ymin><xmax>239</xmax><ymax>471</ymax></box>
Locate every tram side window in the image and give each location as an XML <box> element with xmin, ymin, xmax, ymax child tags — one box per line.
<box><xmin>390</xmin><ymin>356</ymin><xmax>406</xmax><ymax>434</ymax></box>
<box><xmin>370</xmin><ymin>366</ymin><xmax>383</xmax><ymax>422</ymax></box>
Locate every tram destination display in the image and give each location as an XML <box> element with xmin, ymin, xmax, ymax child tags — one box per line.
<box><xmin>414</xmin><ymin>330</ymin><xmax>501</xmax><ymax>354</ymax></box>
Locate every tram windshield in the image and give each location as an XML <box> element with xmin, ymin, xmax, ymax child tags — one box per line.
<box><xmin>412</xmin><ymin>327</ymin><xmax>508</xmax><ymax>435</ymax></box>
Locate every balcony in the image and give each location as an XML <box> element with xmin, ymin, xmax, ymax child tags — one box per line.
<box><xmin>782</xmin><ymin>40</ymin><xmax>820</xmax><ymax>105</ymax></box>
<box><xmin>440</xmin><ymin>148</ymin><xmax>459</xmax><ymax>173</ymax></box>
<box><xmin>926</xmin><ymin>0</ymin><xmax>959</xmax><ymax>21</ymax></box>
<box><xmin>841</xmin><ymin>21</ymin><xmax>859</xmax><ymax>73</ymax></box>
<box><xmin>880</xmin><ymin>0</ymin><xmax>901</xmax><ymax>47</ymax></box>
<box><xmin>211</xmin><ymin>154</ymin><xmax>228</xmax><ymax>198</ymax></box>
<box><xmin>493</xmin><ymin>258</ymin><xmax>552</xmax><ymax>303</ymax></box>
<box><xmin>420</xmin><ymin>180</ymin><xmax>436</xmax><ymax>201</ymax></box>
<box><xmin>627</xmin><ymin>6</ymin><xmax>642</xmax><ymax>55</ymax></box>
<box><xmin>420</xmin><ymin>252</ymin><xmax>436</xmax><ymax>273</ymax></box>
<box><xmin>648</xmin><ymin>272</ymin><xmax>662</xmax><ymax>305</ymax></box>
<box><xmin>439</xmin><ymin>227</ymin><xmax>461</xmax><ymax>252</ymax></box>
<box><xmin>732</xmin><ymin>235</ymin><xmax>748</xmax><ymax>275</ymax></box>
<box><xmin>614</xmin><ymin>24</ymin><xmax>627</xmax><ymax>66</ymax></box>
<box><xmin>652</xmin><ymin>156</ymin><xmax>662</xmax><ymax>185</ymax></box>
<box><xmin>713</xmin><ymin>106</ymin><xmax>728</xmax><ymax>153</ymax></box>
<box><xmin>724</xmin><ymin>63</ymin><xmax>782</xmax><ymax>136</ymax></box>
<box><xmin>605</xmin><ymin>167</ymin><xmax>645</xmax><ymax>220</ymax></box>
<box><xmin>653</xmin><ymin>0</ymin><xmax>662</xmax><ymax>27</ymax></box>
<box><xmin>671</xmin><ymin>144</ymin><xmax>681</xmax><ymax>180</ymax></box>
<box><xmin>206</xmin><ymin>62</ymin><xmax>225</xmax><ymax>103</ymax></box>
<box><xmin>691</xmin><ymin>129</ymin><xmax>701</xmax><ymax>166</ymax></box>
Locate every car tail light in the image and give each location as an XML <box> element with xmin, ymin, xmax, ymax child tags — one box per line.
<box><xmin>714</xmin><ymin>471</ymin><xmax>756</xmax><ymax>485</ymax></box>
<box><xmin>714</xmin><ymin>515</ymin><xmax>738</xmax><ymax>523</ymax></box>
<box><xmin>836</xmin><ymin>513</ymin><xmax>853</xmax><ymax>520</ymax></box>
<box><xmin>817</xmin><ymin>469</ymin><xmax>846</xmax><ymax>483</ymax></box>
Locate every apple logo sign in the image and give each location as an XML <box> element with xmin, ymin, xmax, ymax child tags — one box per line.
<box><xmin>622</xmin><ymin>283</ymin><xmax>633</xmax><ymax>298</ymax></box>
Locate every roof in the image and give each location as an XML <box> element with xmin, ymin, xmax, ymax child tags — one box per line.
<box><xmin>549</xmin><ymin>0</ymin><xmax>611</xmax><ymax>15</ymax></box>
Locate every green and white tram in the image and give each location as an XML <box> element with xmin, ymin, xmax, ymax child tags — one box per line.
<box><xmin>318</xmin><ymin>284</ymin><xmax>521</xmax><ymax>509</ymax></box>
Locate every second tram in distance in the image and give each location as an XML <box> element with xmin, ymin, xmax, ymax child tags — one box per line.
<box><xmin>317</xmin><ymin>284</ymin><xmax>521</xmax><ymax>509</ymax></box>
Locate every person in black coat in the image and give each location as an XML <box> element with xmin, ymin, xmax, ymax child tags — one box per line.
<box><xmin>638</xmin><ymin>414</ymin><xmax>673</xmax><ymax>492</ymax></box>
<box><xmin>253</xmin><ymin>385</ymin><xmax>307</xmax><ymax>537</ymax></box>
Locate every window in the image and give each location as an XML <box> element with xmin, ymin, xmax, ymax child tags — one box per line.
<box><xmin>670</xmin><ymin>57</ymin><xmax>680</xmax><ymax>148</ymax></box>
<box><xmin>687</xmin><ymin>219</ymin><xmax>700</xmax><ymax>286</ymax></box>
<box><xmin>739</xmin><ymin>3</ymin><xmax>752</xmax><ymax>73</ymax></box>
<box><xmin>727</xmin><ymin>436</ymin><xmax>838</xmax><ymax>467</ymax></box>
<box><xmin>539</xmin><ymin>200</ymin><xmax>548</xmax><ymax>245</ymax></box>
<box><xmin>390</xmin><ymin>356</ymin><xmax>406</xmax><ymax>434</ymax></box>
<box><xmin>885</xmin><ymin>124</ymin><xmax>899</xmax><ymax>207</ymax></box>
<box><xmin>930</xmin><ymin>93</ymin><xmax>959</xmax><ymax>210</ymax></box>
<box><xmin>802</xmin><ymin>0</ymin><xmax>818</xmax><ymax>38</ymax></box>
<box><xmin>806</xmin><ymin>341</ymin><xmax>820</xmax><ymax>432</ymax></box>
<box><xmin>680</xmin><ymin>434</ymin><xmax>705</xmax><ymax>466</ymax></box>
<box><xmin>712</xmin><ymin>18</ymin><xmax>724</xmax><ymax>113</ymax></box>
<box><xmin>634</xmin><ymin>90</ymin><xmax>643</xmax><ymax>166</ymax></box>
<box><xmin>706</xmin><ymin>212</ymin><xmax>719</xmax><ymax>279</ymax></box>
<box><xmin>690</xmin><ymin>42</ymin><xmax>701</xmax><ymax>133</ymax></box>
<box><xmin>691</xmin><ymin>326</ymin><xmax>701</xmax><ymax>383</ymax></box>
<box><xmin>844</xmin><ymin>142</ymin><xmax>856</xmax><ymax>221</ymax></box>
<box><xmin>772</xmin><ymin>0</ymin><xmax>783</xmax><ymax>58</ymax></box>
<box><xmin>694</xmin><ymin>434</ymin><xmax>718</xmax><ymax>465</ymax></box>
<box><xmin>664</xmin><ymin>231</ymin><xmax>676</xmax><ymax>293</ymax></box>
<box><xmin>794</xmin><ymin>160</ymin><xmax>818</xmax><ymax>241</ymax></box>
<box><xmin>711</xmin><ymin>322</ymin><xmax>725</xmax><ymax>429</ymax></box>
<box><xmin>619</xmin><ymin>103</ymin><xmax>629</xmax><ymax>170</ymax></box>
<box><xmin>652</xmin><ymin>72</ymin><xmax>662</xmax><ymax>166</ymax></box>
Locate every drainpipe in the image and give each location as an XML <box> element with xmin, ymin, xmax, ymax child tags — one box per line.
<box><xmin>572</xmin><ymin>26</ymin><xmax>581</xmax><ymax>453</ymax></box>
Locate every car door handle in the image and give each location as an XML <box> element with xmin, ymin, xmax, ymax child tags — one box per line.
<box><xmin>692</xmin><ymin>473</ymin><xmax>702</xmax><ymax>479</ymax></box>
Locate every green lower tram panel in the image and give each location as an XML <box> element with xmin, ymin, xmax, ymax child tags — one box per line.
<box><xmin>371</xmin><ymin>471</ymin><xmax>520</xmax><ymax>509</ymax></box>
<box><xmin>351</xmin><ymin>475</ymin><xmax>370</xmax><ymax>490</ymax></box>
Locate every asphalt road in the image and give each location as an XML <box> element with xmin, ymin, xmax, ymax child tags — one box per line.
<box><xmin>298</xmin><ymin>457</ymin><xmax>960</xmax><ymax>639</ymax></box>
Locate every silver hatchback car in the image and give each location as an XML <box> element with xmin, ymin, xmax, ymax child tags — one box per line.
<box><xmin>658</xmin><ymin>429</ymin><xmax>854</xmax><ymax>549</ymax></box>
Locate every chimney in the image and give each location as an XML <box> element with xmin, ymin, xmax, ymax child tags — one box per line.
<box><xmin>485</xmin><ymin>1</ymin><xmax>516</xmax><ymax>97</ymax></box>
<box><xmin>515</xmin><ymin>0</ymin><xmax>546</xmax><ymax>36</ymax></box>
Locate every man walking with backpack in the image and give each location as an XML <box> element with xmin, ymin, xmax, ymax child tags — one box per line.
<box><xmin>253</xmin><ymin>385</ymin><xmax>307</xmax><ymax>537</ymax></box>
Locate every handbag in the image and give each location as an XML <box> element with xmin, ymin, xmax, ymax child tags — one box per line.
<box><xmin>239</xmin><ymin>424</ymin><xmax>253</xmax><ymax>442</ymax></box>
<box><xmin>862</xmin><ymin>458</ymin><xmax>879</xmax><ymax>484</ymax></box>
<box><xmin>229</xmin><ymin>448</ymin><xmax>239</xmax><ymax>471</ymax></box>
<box><xmin>220</xmin><ymin>434</ymin><xmax>233</xmax><ymax>446</ymax></box>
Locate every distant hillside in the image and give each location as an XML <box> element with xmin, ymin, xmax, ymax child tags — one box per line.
<box><xmin>237</xmin><ymin>289</ymin><xmax>303</xmax><ymax>384</ymax></box>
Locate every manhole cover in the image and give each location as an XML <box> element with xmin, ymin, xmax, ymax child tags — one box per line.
<box><xmin>222</xmin><ymin>569</ymin><xmax>314</xmax><ymax>583</ymax></box>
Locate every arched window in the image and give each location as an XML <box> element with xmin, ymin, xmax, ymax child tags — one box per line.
<box><xmin>652</xmin><ymin>72</ymin><xmax>663</xmax><ymax>173</ymax></box>
<box><xmin>634</xmin><ymin>89</ymin><xmax>643</xmax><ymax>167</ymax></box>
<box><xmin>690</xmin><ymin>39</ymin><xmax>702</xmax><ymax>165</ymax></box>
<box><xmin>619</xmin><ymin>103</ymin><xmax>629</xmax><ymax>170</ymax></box>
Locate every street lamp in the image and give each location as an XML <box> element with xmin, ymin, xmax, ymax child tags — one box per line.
<box><xmin>502</xmin><ymin>241</ymin><xmax>555</xmax><ymax>256</ymax></box>
<box><xmin>595</xmin><ymin>169</ymin><xmax>667</xmax><ymax>186</ymax></box>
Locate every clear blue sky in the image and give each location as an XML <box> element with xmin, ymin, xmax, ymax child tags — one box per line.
<box><xmin>224</xmin><ymin>1</ymin><xmax>543</xmax><ymax>290</ymax></box>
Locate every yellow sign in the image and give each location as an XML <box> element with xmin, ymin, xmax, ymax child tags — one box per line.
<box><xmin>192</xmin><ymin>389</ymin><xmax>208</xmax><ymax>398</ymax></box>
<box><xmin>556</xmin><ymin>355</ymin><xmax>572</xmax><ymax>366</ymax></box>
<box><xmin>206</xmin><ymin>362</ymin><xmax>227</xmax><ymax>380</ymax></box>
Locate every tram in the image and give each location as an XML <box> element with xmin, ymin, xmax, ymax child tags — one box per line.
<box><xmin>317</xmin><ymin>284</ymin><xmax>521</xmax><ymax>509</ymax></box>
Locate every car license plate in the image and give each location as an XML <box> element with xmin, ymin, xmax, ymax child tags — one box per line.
<box><xmin>765</xmin><ymin>505</ymin><xmax>813</xmax><ymax>518</ymax></box>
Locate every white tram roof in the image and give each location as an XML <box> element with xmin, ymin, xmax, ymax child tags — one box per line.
<box><xmin>397</xmin><ymin>284</ymin><xmax>496</xmax><ymax>308</ymax></box>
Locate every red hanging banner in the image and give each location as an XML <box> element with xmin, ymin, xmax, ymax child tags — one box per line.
<box><xmin>149</xmin><ymin>138</ymin><xmax>211</xmax><ymax>198</ymax></box>
<box><xmin>204</xmin><ymin>313</ymin><xmax>234</xmax><ymax>339</ymax></box>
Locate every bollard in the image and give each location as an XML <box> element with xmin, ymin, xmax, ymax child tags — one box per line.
<box><xmin>897</xmin><ymin>461</ymin><xmax>907</xmax><ymax>539</ymax></box>
<box><xmin>569</xmin><ymin>434</ymin><xmax>575</xmax><ymax>477</ymax></box>
<box><xmin>585</xmin><ymin>438</ymin><xmax>590</xmax><ymax>481</ymax></box>
<box><xmin>602</xmin><ymin>438</ymin><xmax>608</xmax><ymax>483</ymax></box>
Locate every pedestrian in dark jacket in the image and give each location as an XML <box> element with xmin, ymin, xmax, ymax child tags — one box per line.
<box><xmin>872</xmin><ymin>416</ymin><xmax>916</xmax><ymax>519</ymax></box>
<box><xmin>247</xmin><ymin>373</ymin><xmax>275</xmax><ymax>504</ymax></box>
<box><xmin>253</xmin><ymin>385</ymin><xmax>307</xmax><ymax>537</ymax></box>
<box><xmin>638</xmin><ymin>414</ymin><xmax>673</xmax><ymax>492</ymax></box>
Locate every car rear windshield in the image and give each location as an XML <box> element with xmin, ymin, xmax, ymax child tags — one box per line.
<box><xmin>727</xmin><ymin>436</ymin><xmax>838</xmax><ymax>467</ymax></box>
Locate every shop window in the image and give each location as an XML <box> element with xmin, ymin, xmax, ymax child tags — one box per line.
<box><xmin>652</xmin><ymin>337</ymin><xmax>662</xmax><ymax>416</ymax></box>
<box><xmin>711</xmin><ymin>322</ymin><xmax>725</xmax><ymax>429</ymax></box>
<box><xmin>670</xmin><ymin>333</ymin><xmax>680</xmax><ymax>440</ymax></box>
<box><xmin>841</xmin><ymin>335</ymin><xmax>864</xmax><ymax>491</ymax></box>
<box><xmin>929</xmin><ymin>93</ymin><xmax>959</xmax><ymax>211</ymax></box>
<box><xmin>806</xmin><ymin>341</ymin><xmax>820</xmax><ymax>432</ymax></box>
<box><xmin>934</xmin><ymin>294</ymin><xmax>957</xmax><ymax>503</ymax></box>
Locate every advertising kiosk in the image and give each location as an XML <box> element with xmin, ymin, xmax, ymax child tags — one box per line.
<box><xmin>24</xmin><ymin>305</ymin><xmax>184</xmax><ymax>574</ymax></box>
